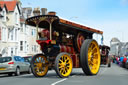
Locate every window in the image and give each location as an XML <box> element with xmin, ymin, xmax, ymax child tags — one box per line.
<box><xmin>24</xmin><ymin>41</ymin><xmax>27</xmax><ymax>52</ymax></box>
<box><xmin>20</xmin><ymin>23</ymin><xmax>23</xmax><ymax>32</ymax></box>
<box><xmin>32</xmin><ymin>45</ymin><xmax>34</xmax><ymax>52</ymax></box>
<box><xmin>24</xmin><ymin>25</ymin><xmax>27</xmax><ymax>34</ymax></box>
<box><xmin>32</xmin><ymin>29</ymin><xmax>36</xmax><ymax>36</ymax></box>
<box><xmin>20</xmin><ymin>58</ymin><xmax>25</xmax><ymax>62</ymax></box>
<box><xmin>15</xmin><ymin>47</ymin><xmax>17</xmax><ymax>56</ymax></box>
<box><xmin>10</xmin><ymin>30</ymin><xmax>14</xmax><ymax>41</ymax></box>
<box><xmin>14</xmin><ymin>57</ymin><xmax>18</xmax><ymax>61</ymax></box>
<box><xmin>2</xmin><ymin>27</ymin><xmax>7</xmax><ymax>41</ymax></box>
<box><xmin>20</xmin><ymin>41</ymin><xmax>23</xmax><ymax>51</ymax></box>
<box><xmin>0</xmin><ymin>57</ymin><xmax>12</xmax><ymax>63</ymax></box>
<box><xmin>15</xmin><ymin>13</ymin><xmax>18</xmax><ymax>24</ymax></box>
<box><xmin>15</xmin><ymin>29</ymin><xmax>17</xmax><ymax>41</ymax></box>
<box><xmin>8</xmin><ymin>28</ymin><xmax>14</xmax><ymax>41</ymax></box>
<box><xmin>34</xmin><ymin>45</ymin><xmax>36</xmax><ymax>52</ymax></box>
<box><xmin>11</xmin><ymin>48</ymin><xmax>13</xmax><ymax>56</ymax></box>
<box><xmin>27</xmin><ymin>45</ymin><xmax>29</xmax><ymax>51</ymax></box>
<box><xmin>32</xmin><ymin>45</ymin><xmax>37</xmax><ymax>52</ymax></box>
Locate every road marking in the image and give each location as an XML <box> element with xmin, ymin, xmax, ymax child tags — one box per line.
<box><xmin>51</xmin><ymin>78</ymin><xmax>67</xmax><ymax>85</ymax></box>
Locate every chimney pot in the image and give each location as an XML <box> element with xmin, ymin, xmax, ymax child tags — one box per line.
<box><xmin>33</xmin><ymin>7</ymin><xmax>40</xmax><ymax>16</ymax></box>
<box><xmin>48</xmin><ymin>11</ymin><xmax>56</xmax><ymax>15</ymax></box>
<box><xmin>41</xmin><ymin>8</ymin><xmax>47</xmax><ymax>15</ymax></box>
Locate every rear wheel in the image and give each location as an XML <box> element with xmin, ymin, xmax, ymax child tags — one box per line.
<box><xmin>8</xmin><ymin>73</ymin><xmax>13</xmax><ymax>76</ymax></box>
<box><xmin>15</xmin><ymin>67</ymin><xmax>20</xmax><ymax>76</ymax></box>
<box><xmin>31</xmin><ymin>54</ymin><xmax>48</xmax><ymax>77</ymax></box>
<box><xmin>28</xmin><ymin>67</ymin><xmax>32</xmax><ymax>74</ymax></box>
<box><xmin>80</xmin><ymin>39</ymin><xmax>101</xmax><ymax>75</ymax></box>
<box><xmin>55</xmin><ymin>52</ymin><xmax>73</xmax><ymax>78</ymax></box>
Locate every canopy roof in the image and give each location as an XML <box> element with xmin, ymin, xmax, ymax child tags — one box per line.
<box><xmin>26</xmin><ymin>15</ymin><xmax>103</xmax><ymax>35</ymax></box>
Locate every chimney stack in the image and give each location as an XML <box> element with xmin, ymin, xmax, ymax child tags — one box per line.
<box><xmin>41</xmin><ymin>8</ymin><xmax>47</xmax><ymax>15</ymax></box>
<box><xmin>33</xmin><ymin>7</ymin><xmax>40</xmax><ymax>16</ymax></box>
<box><xmin>48</xmin><ymin>11</ymin><xmax>56</xmax><ymax>16</ymax></box>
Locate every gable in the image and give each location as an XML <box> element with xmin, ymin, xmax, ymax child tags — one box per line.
<box><xmin>0</xmin><ymin>1</ymin><xmax>20</xmax><ymax>13</ymax></box>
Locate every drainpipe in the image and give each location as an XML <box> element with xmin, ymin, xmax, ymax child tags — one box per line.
<box><xmin>36</xmin><ymin>24</ymin><xmax>39</xmax><ymax>40</ymax></box>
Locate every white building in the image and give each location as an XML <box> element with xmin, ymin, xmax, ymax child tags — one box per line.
<box><xmin>0</xmin><ymin>0</ymin><xmax>41</xmax><ymax>57</ymax></box>
<box><xmin>110</xmin><ymin>37</ymin><xmax>128</xmax><ymax>56</ymax></box>
<box><xmin>0</xmin><ymin>4</ymin><xmax>8</xmax><ymax>57</ymax></box>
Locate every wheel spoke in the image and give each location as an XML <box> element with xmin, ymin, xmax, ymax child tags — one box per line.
<box><xmin>92</xmin><ymin>64</ymin><xmax>97</xmax><ymax>70</ymax></box>
<box><xmin>59</xmin><ymin>59</ymin><xmax>63</xmax><ymax>63</ymax></box>
<box><xmin>92</xmin><ymin>47</ymin><xmax>97</xmax><ymax>52</ymax></box>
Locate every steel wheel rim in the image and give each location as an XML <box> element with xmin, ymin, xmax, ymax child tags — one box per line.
<box><xmin>29</xmin><ymin>67</ymin><xmax>31</xmax><ymax>73</ymax></box>
<box><xmin>88</xmin><ymin>41</ymin><xmax>100</xmax><ymax>74</ymax></box>
<box><xmin>33</xmin><ymin>56</ymin><xmax>48</xmax><ymax>76</ymax></box>
<box><xmin>58</xmin><ymin>54</ymin><xmax>72</xmax><ymax>77</ymax></box>
<box><xmin>17</xmin><ymin>68</ymin><xmax>20</xmax><ymax>75</ymax></box>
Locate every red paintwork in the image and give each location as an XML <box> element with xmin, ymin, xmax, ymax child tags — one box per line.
<box><xmin>36</xmin><ymin>40</ymin><xmax>51</xmax><ymax>45</ymax></box>
<box><xmin>71</xmin><ymin>54</ymin><xmax>79</xmax><ymax>68</ymax></box>
<box><xmin>59</xmin><ymin>45</ymin><xmax>75</xmax><ymax>54</ymax></box>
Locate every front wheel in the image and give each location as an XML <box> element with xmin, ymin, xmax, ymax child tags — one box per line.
<box><xmin>31</xmin><ymin>54</ymin><xmax>48</xmax><ymax>77</ymax></box>
<box><xmin>80</xmin><ymin>39</ymin><xmax>101</xmax><ymax>75</ymax></box>
<box><xmin>55</xmin><ymin>52</ymin><xmax>73</xmax><ymax>78</ymax></box>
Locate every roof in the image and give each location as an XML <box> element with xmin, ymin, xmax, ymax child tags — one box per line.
<box><xmin>111</xmin><ymin>37</ymin><xmax>120</xmax><ymax>42</ymax></box>
<box><xmin>0</xmin><ymin>4</ymin><xmax>8</xmax><ymax>13</ymax></box>
<box><xmin>0</xmin><ymin>1</ymin><xmax>17</xmax><ymax>11</ymax></box>
<box><xmin>26</xmin><ymin>15</ymin><xmax>103</xmax><ymax>34</ymax></box>
<box><xmin>60</xmin><ymin>18</ymin><xmax>103</xmax><ymax>34</ymax></box>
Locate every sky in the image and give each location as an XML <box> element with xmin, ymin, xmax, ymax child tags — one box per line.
<box><xmin>20</xmin><ymin>0</ymin><xmax>128</xmax><ymax>46</ymax></box>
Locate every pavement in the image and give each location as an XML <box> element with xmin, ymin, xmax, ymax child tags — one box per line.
<box><xmin>0</xmin><ymin>63</ymin><xmax>128</xmax><ymax>85</ymax></box>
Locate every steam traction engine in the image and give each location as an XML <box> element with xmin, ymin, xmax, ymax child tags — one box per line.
<box><xmin>25</xmin><ymin>12</ymin><xmax>103</xmax><ymax>78</ymax></box>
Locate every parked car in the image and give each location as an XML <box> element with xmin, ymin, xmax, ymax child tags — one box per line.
<box><xmin>0</xmin><ymin>56</ymin><xmax>31</xmax><ymax>76</ymax></box>
<box><xmin>23</xmin><ymin>56</ymin><xmax>32</xmax><ymax>63</ymax></box>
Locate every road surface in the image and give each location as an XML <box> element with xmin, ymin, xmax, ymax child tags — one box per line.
<box><xmin>0</xmin><ymin>64</ymin><xmax>128</xmax><ymax>85</ymax></box>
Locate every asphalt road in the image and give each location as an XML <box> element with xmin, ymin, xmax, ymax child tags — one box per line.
<box><xmin>0</xmin><ymin>63</ymin><xmax>128</xmax><ymax>85</ymax></box>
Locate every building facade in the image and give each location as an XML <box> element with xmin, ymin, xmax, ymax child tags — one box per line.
<box><xmin>110</xmin><ymin>37</ymin><xmax>128</xmax><ymax>56</ymax></box>
<box><xmin>0</xmin><ymin>0</ymin><xmax>41</xmax><ymax>57</ymax></box>
<box><xmin>0</xmin><ymin>4</ymin><xmax>8</xmax><ymax>57</ymax></box>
